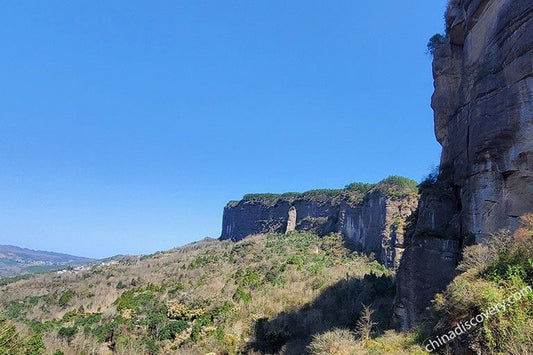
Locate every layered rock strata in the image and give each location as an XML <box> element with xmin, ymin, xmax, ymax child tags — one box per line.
<box><xmin>220</xmin><ymin>179</ymin><xmax>418</xmax><ymax>268</ymax></box>
<box><xmin>396</xmin><ymin>0</ymin><xmax>533</xmax><ymax>329</ymax></box>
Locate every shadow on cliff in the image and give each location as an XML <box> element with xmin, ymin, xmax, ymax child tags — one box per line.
<box><xmin>246</xmin><ymin>273</ymin><xmax>395</xmax><ymax>354</ymax></box>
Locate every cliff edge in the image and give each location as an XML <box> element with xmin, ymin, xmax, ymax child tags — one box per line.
<box><xmin>220</xmin><ymin>177</ymin><xmax>418</xmax><ymax>268</ymax></box>
<box><xmin>396</xmin><ymin>0</ymin><xmax>533</xmax><ymax>329</ymax></box>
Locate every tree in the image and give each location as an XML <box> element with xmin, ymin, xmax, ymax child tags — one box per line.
<box><xmin>355</xmin><ymin>305</ymin><xmax>376</xmax><ymax>345</ymax></box>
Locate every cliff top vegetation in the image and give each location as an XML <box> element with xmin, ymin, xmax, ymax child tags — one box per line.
<box><xmin>236</xmin><ymin>176</ymin><xmax>418</xmax><ymax>206</ymax></box>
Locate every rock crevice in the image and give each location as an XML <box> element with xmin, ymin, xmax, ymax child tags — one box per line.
<box><xmin>220</xmin><ymin>180</ymin><xmax>419</xmax><ymax>269</ymax></box>
<box><xmin>396</xmin><ymin>0</ymin><xmax>533</xmax><ymax>328</ymax></box>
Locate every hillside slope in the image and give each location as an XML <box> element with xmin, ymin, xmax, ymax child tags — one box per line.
<box><xmin>0</xmin><ymin>245</ymin><xmax>96</xmax><ymax>277</ymax></box>
<box><xmin>0</xmin><ymin>233</ymin><xmax>425</xmax><ymax>355</ymax></box>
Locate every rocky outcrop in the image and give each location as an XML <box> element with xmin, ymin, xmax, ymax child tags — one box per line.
<box><xmin>396</xmin><ymin>0</ymin><xmax>533</xmax><ymax>329</ymax></box>
<box><xmin>220</xmin><ymin>177</ymin><xmax>419</xmax><ymax>268</ymax></box>
<box><xmin>338</xmin><ymin>194</ymin><xmax>416</xmax><ymax>269</ymax></box>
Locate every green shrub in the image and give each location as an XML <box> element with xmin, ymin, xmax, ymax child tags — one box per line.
<box><xmin>430</xmin><ymin>224</ymin><xmax>533</xmax><ymax>353</ymax></box>
<box><xmin>0</xmin><ymin>317</ymin><xmax>23</xmax><ymax>354</ymax></box>
<box><xmin>3</xmin><ymin>301</ymin><xmax>25</xmax><ymax>319</ymax></box>
<box><xmin>232</xmin><ymin>287</ymin><xmax>252</xmax><ymax>303</ymax></box>
<box><xmin>265</xmin><ymin>266</ymin><xmax>285</xmax><ymax>286</ymax></box>
<box><xmin>242</xmin><ymin>176</ymin><xmax>417</xmax><ymax>206</ymax></box>
<box><xmin>190</xmin><ymin>313</ymin><xmax>215</xmax><ymax>341</ymax></box>
<box><xmin>345</xmin><ymin>182</ymin><xmax>376</xmax><ymax>194</ymax></box>
<box><xmin>145</xmin><ymin>312</ymin><xmax>167</xmax><ymax>340</ymax></box>
<box><xmin>189</xmin><ymin>255</ymin><xmax>219</xmax><ymax>269</ymax></box>
<box><xmin>142</xmin><ymin>337</ymin><xmax>160</xmax><ymax>353</ymax></box>
<box><xmin>92</xmin><ymin>321</ymin><xmax>118</xmax><ymax>343</ymax></box>
<box><xmin>58</xmin><ymin>326</ymin><xmax>78</xmax><ymax>343</ymax></box>
<box><xmin>161</xmin><ymin>320</ymin><xmax>188</xmax><ymax>340</ymax></box>
<box><xmin>308</xmin><ymin>259</ymin><xmax>325</xmax><ymax>275</ymax></box>
<box><xmin>237</xmin><ymin>268</ymin><xmax>262</xmax><ymax>289</ymax></box>
<box><xmin>0</xmin><ymin>275</ymin><xmax>31</xmax><ymax>287</ymax></box>
<box><xmin>311</xmin><ymin>278</ymin><xmax>325</xmax><ymax>290</ymax></box>
<box><xmin>114</xmin><ymin>288</ymin><xmax>161</xmax><ymax>313</ymax></box>
<box><xmin>25</xmin><ymin>333</ymin><xmax>45</xmax><ymax>355</ymax></box>
<box><xmin>375</xmin><ymin>176</ymin><xmax>418</xmax><ymax>199</ymax></box>
<box><xmin>27</xmin><ymin>320</ymin><xmax>56</xmax><ymax>334</ymax></box>
<box><xmin>211</xmin><ymin>302</ymin><xmax>233</xmax><ymax>321</ymax></box>
<box><xmin>58</xmin><ymin>290</ymin><xmax>75</xmax><ymax>308</ymax></box>
<box><xmin>75</xmin><ymin>312</ymin><xmax>102</xmax><ymax>333</ymax></box>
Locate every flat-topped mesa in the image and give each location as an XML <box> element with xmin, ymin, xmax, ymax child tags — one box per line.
<box><xmin>220</xmin><ymin>176</ymin><xmax>419</xmax><ymax>268</ymax></box>
<box><xmin>396</xmin><ymin>0</ymin><xmax>533</xmax><ymax>330</ymax></box>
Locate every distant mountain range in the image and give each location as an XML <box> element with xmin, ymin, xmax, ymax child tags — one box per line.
<box><xmin>0</xmin><ymin>245</ymin><xmax>96</xmax><ymax>277</ymax></box>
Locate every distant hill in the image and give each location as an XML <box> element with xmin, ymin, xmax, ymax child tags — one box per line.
<box><xmin>0</xmin><ymin>245</ymin><xmax>96</xmax><ymax>277</ymax></box>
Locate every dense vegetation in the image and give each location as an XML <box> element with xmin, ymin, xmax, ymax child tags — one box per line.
<box><xmin>422</xmin><ymin>214</ymin><xmax>533</xmax><ymax>353</ymax></box>
<box><xmin>240</xmin><ymin>175</ymin><xmax>418</xmax><ymax>206</ymax></box>
<box><xmin>304</xmin><ymin>214</ymin><xmax>533</xmax><ymax>354</ymax></box>
<box><xmin>2</xmin><ymin>215</ymin><xmax>532</xmax><ymax>354</ymax></box>
<box><xmin>0</xmin><ymin>232</ymin><xmax>424</xmax><ymax>354</ymax></box>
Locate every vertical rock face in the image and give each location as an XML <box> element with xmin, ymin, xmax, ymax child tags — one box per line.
<box><xmin>286</xmin><ymin>207</ymin><xmax>297</xmax><ymax>233</ymax></box>
<box><xmin>339</xmin><ymin>194</ymin><xmax>416</xmax><ymax>268</ymax></box>
<box><xmin>220</xmin><ymin>197</ymin><xmax>339</xmax><ymax>241</ymax></box>
<box><xmin>396</xmin><ymin>0</ymin><xmax>533</xmax><ymax>328</ymax></box>
<box><xmin>220</xmin><ymin>178</ymin><xmax>419</xmax><ymax>268</ymax></box>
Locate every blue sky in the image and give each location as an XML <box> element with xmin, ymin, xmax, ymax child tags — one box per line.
<box><xmin>0</xmin><ymin>1</ymin><xmax>448</xmax><ymax>258</ymax></box>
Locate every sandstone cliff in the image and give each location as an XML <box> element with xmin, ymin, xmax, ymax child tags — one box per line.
<box><xmin>220</xmin><ymin>177</ymin><xmax>418</xmax><ymax>268</ymax></box>
<box><xmin>396</xmin><ymin>0</ymin><xmax>533</xmax><ymax>329</ymax></box>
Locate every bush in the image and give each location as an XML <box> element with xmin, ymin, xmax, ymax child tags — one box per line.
<box><xmin>308</xmin><ymin>328</ymin><xmax>357</xmax><ymax>355</ymax></box>
<box><xmin>345</xmin><ymin>182</ymin><xmax>375</xmax><ymax>194</ymax></box>
<box><xmin>0</xmin><ymin>317</ymin><xmax>23</xmax><ymax>354</ymax></box>
<box><xmin>161</xmin><ymin>320</ymin><xmax>188</xmax><ymax>340</ymax></box>
<box><xmin>114</xmin><ymin>288</ymin><xmax>162</xmax><ymax>314</ymax></box>
<box><xmin>427</xmin><ymin>33</ymin><xmax>444</xmax><ymax>56</ymax></box>
<box><xmin>58</xmin><ymin>290</ymin><xmax>75</xmax><ymax>308</ymax></box>
<box><xmin>167</xmin><ymin>300</ymin><xmax>204</xmax><ymax>320</ymax></box>
<box><xmin>25</xmin><ymin>333</ymin><xmax>45</xmax><ymax>355</ymax></box>
<box><xmin>375</xmin><ymin>176</ymin><xmax>418</xmax><ymax>199</ymax></box>
<box><xmin>58</xmin><ymin>326</ymin><xmax>78</xmax><ymax>343</ymax></box>
<box><xmin>242</xmin><ymin>176</ymin><xmax>417</xmax><ymax>205</ymax></box>
<box><xmin>232</xmin><ymin>287</ymin><xmax>252</xmax><ymax>303</ymax></box>
<box><xmin>238</xmin><ymin>268</ymin><xmax>262</xmax><ymax>289</ymax></box>
<box><xmin>430</xmin><ymin>218</ymin><xmax>533</xmax><ymax>353</ymax></box>
<box><xmin>355</xmin><ymin>305</ymin><xmax>376</xmax><ymax>345</ymax></box>
<box><xmin>188</xmin><ymin>255</ymin><xmax>219</xmax><ymax>269</ymax></box>
<box><xmin>3</xmin><ymin>301</ymin><xmax>25</xmax><ymax>319</ymax></box>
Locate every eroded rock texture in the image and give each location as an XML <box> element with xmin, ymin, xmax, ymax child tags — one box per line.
<box><xmin>396</xmin><ymin>0</ymin><xmax>533</xmax><ymax>329</ymax></box>
<box><xmin>220</xmin><ymin>189</ymin><xmax>417</xmax><ymax>268</ymax></box>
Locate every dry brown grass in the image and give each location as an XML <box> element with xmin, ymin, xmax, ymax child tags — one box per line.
<box><xmin>0</xmin><ymin>233</ymin><xmax>397</xmax><ymax>354</ymax></box>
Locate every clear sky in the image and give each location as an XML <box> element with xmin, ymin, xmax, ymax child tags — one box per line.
<box><xmin>1</xmin><ymin>1</ymin><xmax>448</xmax><ymax>258</ymax></box>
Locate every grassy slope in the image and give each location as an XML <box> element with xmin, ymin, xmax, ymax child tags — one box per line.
<box><xmin>423</xmin><ymin>216</ymin><xmax>533</xmax><ymax>354</ymax></box>
<box><xmin>0</xmin><ymin>232</ymin><xmax>425</xmax><ymax>355</ymax></box>
<box><xmin>3</xmin><ymin>219</ymin><xmax>531</xmax><ymax>355</ymax></box>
